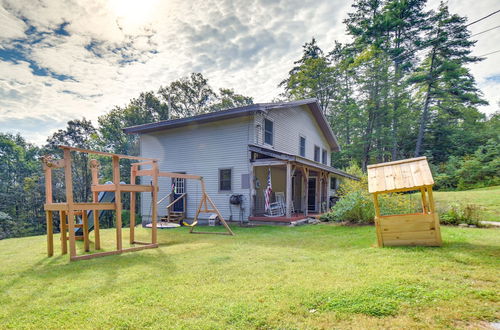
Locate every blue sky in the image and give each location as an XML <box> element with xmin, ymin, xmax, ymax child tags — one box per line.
<box><xmin>0</xmin><ymin>0</ymin><xmax>499</xmax><ymax>144</ymax></box>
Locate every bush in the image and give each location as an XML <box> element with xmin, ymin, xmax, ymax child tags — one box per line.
<box><xmin>439</xmin><ymin>202</ymin><xmax>482</xmax><ymax>226</ymax></box>
<box><xmin>320</xmin><ymin>162</ymin><xmax>419</xmax><ymax>224</ymax></box>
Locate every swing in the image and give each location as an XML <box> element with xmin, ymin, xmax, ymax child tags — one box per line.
<box><xmin>145</xmin><ymin>184</ymin><xmax>181</xmax><ymax>229</ymax></box>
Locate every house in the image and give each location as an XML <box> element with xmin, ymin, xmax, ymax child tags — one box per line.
<box><xmin>123</xmin><ymin>98</ymin><xmax>358</xmax><ymax>224</ymax></box>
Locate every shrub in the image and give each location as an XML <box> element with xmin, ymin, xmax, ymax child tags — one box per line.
<box><xmin>320</xmin><ymin>162</ymin><xmax>419</xmax><ymax>224</ymax></box>
<box><xmin>439</xmin><ymin>202</ymin><xmax>482</xmax><ymax>226</ymax></box>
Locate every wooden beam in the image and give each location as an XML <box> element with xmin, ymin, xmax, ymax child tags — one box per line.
<box><xmin>130</xmin><ymin>166</ymin><xmax>136</xmax><ymax>245</ymax></box>
<box><xmin>46</xmin><ymin>211</ymin><xmax>53</xmax><ymax>257</ymax></box>
<box><xmin>90</xmin><ymin>160</ymin><xmax>101</xmax><ymax>250</ymax></box>
<box><xmin>158</xmin><ymin>171</ymin><xmax>203</xmax><ymax>180</ymax></box>
<box><xmin>63</xmin><ymin>148</ymin><xmax>77</xmax><ymax>258</ymax></box>
<box><xmin>250</xmin><ymin>160</ymin><xmax>287</xmax><ymax>167</ymax></box>
<box><xmin>82</xmin><ymin>210</ymin><xmax>89</xmax><ymax>252</ymax></box>
<box><xmin>151</xmin><ymin>161</ymin><xmax>159</xmax><ymax>244</ymax></box>
<box><xmin>91</xmin><ymin>184</ymin><xmax>154</xmax><ymax>193</ymax></box>
<box><xmin>113</xmin><ymin>156</ymin><xmax>122</xmax><ymax>251</ymax></box>
<box><xmin>70</xmin><ymin>244</ymin><xmax>158</xmax><ymax>261</ymax></box>
<box><xmin>58</xmin><ymin>145</ymin><xmax>157</xmax><ymax>161</ymax></box>
<box><xmin>44</xmin><ymin>203</ymin><xmax>116</xmax><ymax>211</ymax></box>
<box><xmin>373</xmin><ymin>193</ymin><xmax>383</xmax><ymax>247</ymax></box>
<box><xmin>59</xmin><ymin>210</ymin><xmax>67</xmax><ymax>255</ymax></box>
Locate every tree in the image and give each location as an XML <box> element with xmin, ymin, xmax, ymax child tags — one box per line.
<box><xmin>45</xmin><ymin>119</ymin><xmax>98</xmax><ymax>203</ymax></box>
<box><xmin>158</xmin><ymin>73</ymin><xmax>217</xmax><ymax>118</ymax></box>
<box><xmin>279</xmin><ymin>38</ymin><xmax>336</xmax><ymax>114</ymax></box>
<box><xmin>411</xmin><ymin>3</ymin><xmax>487</xmax><ymax>157</ymax></box>
<box><xmin>158</xmin><ymin>73</ymin><xmax>253</xmax><ymax>118</ymax></box>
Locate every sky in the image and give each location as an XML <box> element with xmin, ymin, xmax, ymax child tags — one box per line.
<box><xmin>1</xmin><ymin>0</ymin><xmax>499</xmax><ymax>145</ymax></box>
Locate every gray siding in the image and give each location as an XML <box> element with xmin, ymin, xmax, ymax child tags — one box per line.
<box><xmin>255</xmin><ymin>105</ymin><xmax>332</xmax><ymax>163</ymax></box>
<box><xmin>139</xmin><ymin>116</ymin><xmax>253</xmax><ymax>223</ymax></box>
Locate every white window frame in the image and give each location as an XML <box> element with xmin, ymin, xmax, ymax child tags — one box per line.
<box><xmin>299</xmin><ymin>135</ymin><xmax>306</xmax><ymax>157</ymax></box>
<box><xmin>218</xmin><ymin>168</ymin><xmax>233</xmax><ymax>192</ymax></box>
<box><xmin>263</xmin><ymin>118</ymin><xmax>274</xmax><ymax>146</ymax></box>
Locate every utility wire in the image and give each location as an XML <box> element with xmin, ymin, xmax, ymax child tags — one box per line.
<box><xmin>478</xmin><ymin>49</ymin><xmax>500</xmax><ymax>57</ymax></box>
<box><xmin>471</xmin><ymin>24</ymin><xmax>500</xmax><ymax>36</ymax></box>
<box><xmin>466</xmin><ymin>9</ymin><xmax>500</xmax><ymax>27</ymax></box>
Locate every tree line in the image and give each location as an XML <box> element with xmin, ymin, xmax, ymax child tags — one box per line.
<box><xmin>1</xmin><ymin>0</ymin><xmax>498</xmax><ymax>239</ymax></box>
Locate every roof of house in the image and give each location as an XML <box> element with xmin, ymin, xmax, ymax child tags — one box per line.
<box><xmin>249</xmin><ymin>144</ymin><xmax>359</xmax><ymax>181</ymax></box>
<box><xmin>367</xmin><ymin>157</ymin><xmax>434</xmax><ymax>194</ymax></box>
<box><xmin>123</xmin><ymin>99</ymin><xmax>340</xmax><ymax>151</ymax></box>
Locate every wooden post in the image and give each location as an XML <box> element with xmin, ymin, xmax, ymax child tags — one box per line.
<box><xmin>82</xmin><ymin>210</ymin><xmax>89</xmax><ymax>252</ymax></box>
<box><xmin>43</xmin><ymin>161</ymin><xmax>54</xmax><ymax>257</ymax></box>
<box><xmin>113</xmin><ymin>156</ymin><xmax>122</xmax><ymax>251</ymax></box>
<box><xmin>151</xmin><ymin>161</ymin><xmax>158</xmax><ymax>244</ymax></box>
<box><xmin>286</xmin><ymin>162</ymin><xmax>292</xmax><ymax>218</ymax></box>
<box><xmin>90</xmin><ymin>159</ymin><xmax>100</xmax><ymax>250</ymax></box>
<box><xmin>304</xmin><ymin>168</ymin><xmax>309</xmax><ymax>216</ymax></box>
<box><xmin>63</xmin><ymin>148</ymin><xmax>77</xmax><ymax>259</ymax></box>
<box><xmin>427</xmin><ymin>186</ymin><xmax>442</xmax><ymax>246</ymax></box>
<box><xmin>420</xmin><ymin>187</ymin><xmax>428</xmax><ymax>213</ymax></box>
<box><xmin>46</xmin><ymin>211</ymin><xmax>53</xmax><ymax>257</ymax></box>
<box><xmin>373</xmin><ymin>193</ymin><xmax>383</xmax><ymax>247</ymax></box>
<box><xmin>318</xmin><ymin>172</ymin><xmax>323</xmax><ymax>213</ymax></box>
<box><xmin>130</xmin><ymin>165</ymin><xmax>137</xmax><ymax>244</ymax></box>
<box><xmin>59</xmin><ymin>210</ymin><xmax>67</xmax><ymax>254</ymax></box>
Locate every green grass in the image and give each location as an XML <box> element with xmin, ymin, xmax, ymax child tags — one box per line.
<box><xmin>0</xmin><ymin>225</ymin><xmax>499</xmax><ymax>329</ymax></box>
<box><xmin>433</xmin><ymin>186</ymin><xmax>500</xmax><ymax>222</ymax></box>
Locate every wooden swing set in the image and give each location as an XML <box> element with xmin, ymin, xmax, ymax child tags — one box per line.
<box><xmin>43</xmin><ymin>146</ymin><xmax>233</xmax><ymax>262</ymax></box>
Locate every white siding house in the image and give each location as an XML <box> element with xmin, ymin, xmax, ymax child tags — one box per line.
<box><xmin>124</xmin><ymin>99</ymin><xmax>357</xmax><ymax>224</ymax></box>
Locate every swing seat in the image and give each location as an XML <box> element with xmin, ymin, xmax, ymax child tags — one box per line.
<box><xmin>182</xmin><ymin>220</ymin><xmax>198</xmax><ymax>227</ymax></box>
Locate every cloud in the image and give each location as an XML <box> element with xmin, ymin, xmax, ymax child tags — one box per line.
<box><xmin>0</xmin><ymin>0</ymin><xmax>498</xmax><ymax>145</ymax></box>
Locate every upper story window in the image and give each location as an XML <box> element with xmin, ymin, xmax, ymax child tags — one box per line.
<box><xmin>314</xmin><ymin>145</ymin><xmax>320</xmax><ymax>162</ymax></box>
<box><xmin>322</xmin><ymin>149</ymin><xmax>327</xmax><ymax>165</ymax></box>
<box><xmin>264</xmin><ymin>119</ymin><xmax>273</xmax><ymax>146</ymax></box>
<box><xmin>219</xmin><ymin>168</ymin><xmax>232</xmax><ymax>191</ymax></box>
<box><xmin>299</xmin><ymin>136</ymin><xmax>306</xmax><ymax>157</ymax></box>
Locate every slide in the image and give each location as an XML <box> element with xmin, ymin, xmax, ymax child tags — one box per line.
<box><xmin>75</xmin><ymin>186</ymin><xmax>116</xmax><ymax>236</ymax></box>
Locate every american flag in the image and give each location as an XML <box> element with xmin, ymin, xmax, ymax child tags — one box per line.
<box><xmin>265</xmin><ymin>167</ymin><xmax>272</xmax><ymax>211</ymax></box>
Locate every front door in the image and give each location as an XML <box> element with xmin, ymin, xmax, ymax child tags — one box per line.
<box><xmin>308</xmin><ymin>177</ymin><xmax>317</xmax><ymax>212</ymax></box>
<box><xmin>171</xmin><ymin>176</ymin><xmax>185</xmax><ymax>212</ymax></box>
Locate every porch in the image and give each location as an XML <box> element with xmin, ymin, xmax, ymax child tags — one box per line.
<box><xmin>248</xmin><ymin>144</ymin><xmax>358</xmax><ymax>220</ymax></box>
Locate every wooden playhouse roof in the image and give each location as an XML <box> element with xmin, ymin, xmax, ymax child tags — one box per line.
<box><xmin>367</xmin><ymin>157</ymin><xmax>434</xmax><ymax>194</ymax></box>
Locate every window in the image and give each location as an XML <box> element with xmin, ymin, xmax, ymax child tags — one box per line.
<box><xmin>219</xmin><ymin>168</ymin><xmax>232</xmax><ymax>191</ymax></box>
<box><xmin>322</xmin><ymin>149</ymin><xmax>327</xmax><ymax>165</ymax></box>
<box><xmin>314</xmin><ymin>145</ymin><xmax>320</xmax><ymax>162</ymax></box>
<box><xmin>264</xmin><ymin>118</ymin><xmax>273</xmax><ymax>145</ymax></box>
<box><xmin>330</xmin><ymin>177</ymin><xmax>337</xmax><ymax>190</ymax></box>
<box><xmin>299</xmin><ymin>136</ymin><xmax>306</xmax><ymax>157</ymax></box>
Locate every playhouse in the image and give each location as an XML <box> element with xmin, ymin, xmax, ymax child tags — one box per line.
<box><xmin>367</xmin><ymin>156</ymin><xmax>442</xmax><ymax>247</ymax></box>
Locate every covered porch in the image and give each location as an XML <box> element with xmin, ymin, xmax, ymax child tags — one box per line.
<box><xmin>248</xmin><ymin>144</ymin><xmax>357</xmax><ymax>221</ymax></box>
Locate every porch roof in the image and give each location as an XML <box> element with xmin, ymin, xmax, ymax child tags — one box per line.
<box><xmin>249</xmin><ymin>144</ymin><xmax>359</xmax><ymax>181</ymax></box>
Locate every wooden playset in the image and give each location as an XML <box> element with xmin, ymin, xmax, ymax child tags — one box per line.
<box><xmin>367</xmin><ymin>156</ymin><xmax>442</xmax><ymax>247</ymax></box>
<box><xmin>43</xmin><ymin>146</ymin><xmax>233</xmax><ymax>262</ymax></box>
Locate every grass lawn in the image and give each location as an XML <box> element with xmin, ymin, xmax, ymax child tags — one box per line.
<box><xmin>433</xmin><ymin>186</ymin><xmax>500</xmax><ymax>222</ymax></box>
<box><xmin>0</xmin><ymin>225</ymin><xmax>499</xmax><ymax>329</ymax></box>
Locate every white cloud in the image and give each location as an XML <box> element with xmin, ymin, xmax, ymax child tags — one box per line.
<box><xmin>0</xmin><ymin>0</ymin><xmax>498</xmax><ymax>145</ymax></box>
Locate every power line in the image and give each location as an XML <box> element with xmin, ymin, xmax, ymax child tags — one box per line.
<box><xmin>471</xmin><ymin>24</ymin><xmax>500</xmax><ymax>36</ymax></box>
<box><xmin>478</xmin><ymin>49</ymin><xmax>500</xmax><ymax>57</ymax></box>
<box><xmin>466</xmin><ymin>9</ymin><xmax>500</xmax><ymax>27</ymax></box>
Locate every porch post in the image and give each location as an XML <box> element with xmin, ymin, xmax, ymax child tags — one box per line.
<box><xmin>326</xmin><ymin>174</ymin><xmax>331</xmax><ymax>212</ymax></box>
<box><xmin>286</xmin><ymin>162</ymin><xmax>292</xmax><ymax>218</ymax></box>
<box><xmin>318</xmin><ymin>172</ymin><xmax>323</xmax><ymax>213</ymax></box>
<box><xmin>304</xmin><ymin>168</ymin><xmax>309</xmax><ymax>217</ymax></box>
